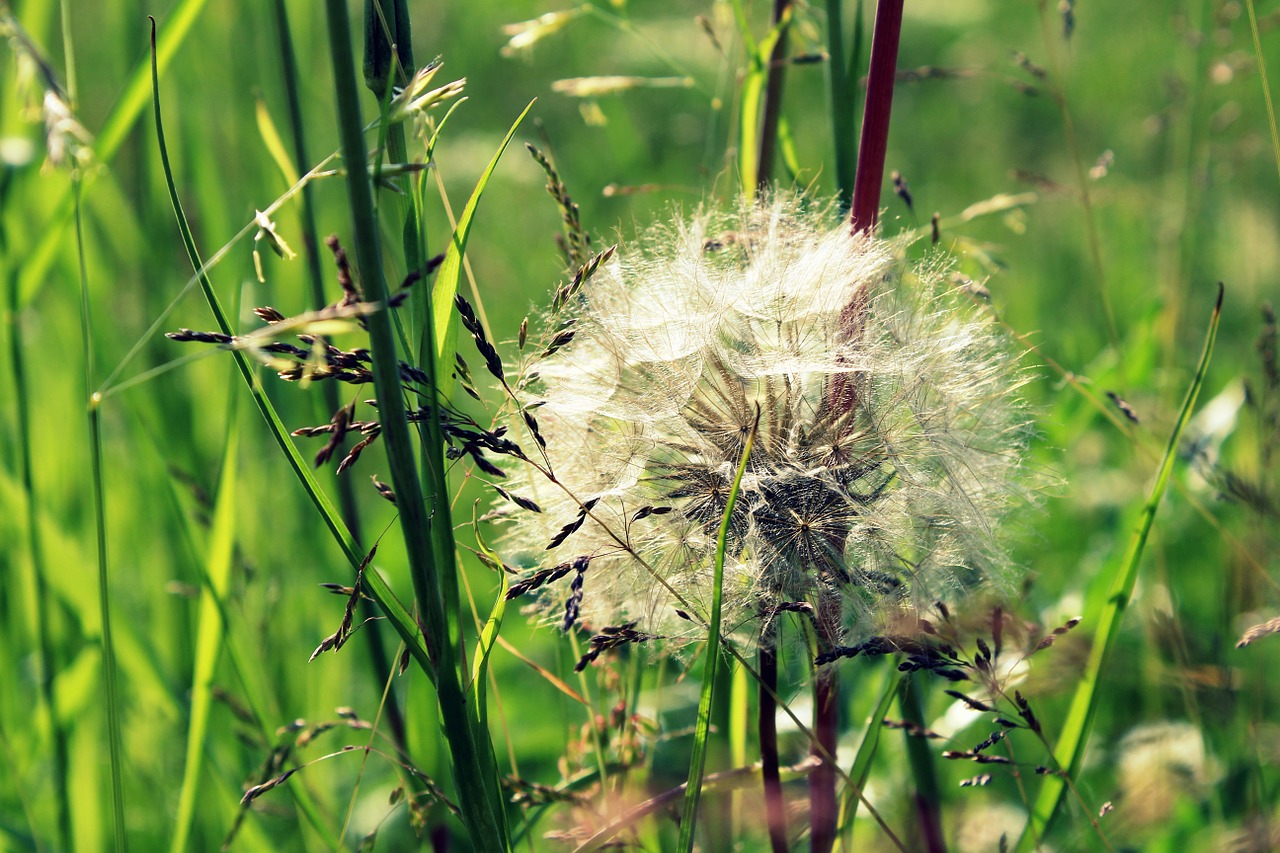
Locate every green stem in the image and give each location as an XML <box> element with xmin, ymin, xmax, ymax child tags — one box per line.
<box><xmin>268</xmin><ymin>0</ymin><xmax>408</xmax><ymax>756</ymax></box>
<box><xmin>78</xmin><ymin>161</ymin><xmax>127</xmax><ymax>850</ymax></box>
<box><xmin>826</xmin><ymin>0</ymin><xmax>864</xmax><ymax>207</ymax></box>
<box><xmin>679</xmin><ymin>411</ymin><xmax>757</xmax><ymax>852</ymax></box>
<box><xmin>321</xmin><ymin>3</ymin><xmax>507</xmax><ymax>848</ymax></box>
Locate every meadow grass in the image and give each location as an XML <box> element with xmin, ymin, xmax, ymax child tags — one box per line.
<box><xmin>3</xmin><ymin>1</ymin><xmax>1280</xmax><ymax>851</ymax></box>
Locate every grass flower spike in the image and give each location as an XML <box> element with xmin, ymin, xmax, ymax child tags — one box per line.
<box><xmin>504</xmin><ymin>193</ymin><xmax>1034</xmax><ymax>656</ymax></box>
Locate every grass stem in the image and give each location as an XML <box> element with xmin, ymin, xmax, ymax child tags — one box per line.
<box><xmin>322</xmin><ymin>2</ymin><xmax>508</xmax><ymax>847</ymax></box>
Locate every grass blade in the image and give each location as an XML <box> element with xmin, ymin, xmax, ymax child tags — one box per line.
<box><xmin>169</xmin><ymin>397</ymin><xmax>238</xmax><ymax>853</ymax></box>
<box><xmin>678</xmin><ymin>407</ymin><xmax>758</xmax><ymax>852</ymax></box>
<box><xmin>431</xmin><ymin>99</ymin><xmax>535</xmax><ymax>395</ymax></box>
<box><xmin>1020</xmin><ymin>284</ymin><xmax>1224</xmax><ymax>848</ymax></box>
<box><xmin>837</xmin><ymin>664</ymin><xmax>903</xmax><ymax>841</ymax></box>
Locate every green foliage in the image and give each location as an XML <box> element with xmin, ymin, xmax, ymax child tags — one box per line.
<box><xmin>3</xmin><ymin>1</ymin><xmax>1279</xmax><ymax>850</ymax></box>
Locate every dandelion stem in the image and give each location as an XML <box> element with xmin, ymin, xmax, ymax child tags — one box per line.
<box><xmin>849</xmin><ymin>0</ymin><xmax>904</xmax><ymax>235</ymax></box>
<box><xmin>810</xmin><ymin>590</ymin><xmax>842</xmax><ymax>853</ymax></box>
<box><xmin>755</xmin><ymin>0</ymin><xmax>792</xmax><ymax>192</ymax></box>
<box><xmin>759</xmin><ymin>631</ymin><xmax>788</xmax><ymax>853</ymax></box>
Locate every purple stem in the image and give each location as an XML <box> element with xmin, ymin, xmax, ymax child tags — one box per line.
<box><xmin>849</xmin><ymin>0</ymin><xmax>905</xmax><ymax>235</ymax></box>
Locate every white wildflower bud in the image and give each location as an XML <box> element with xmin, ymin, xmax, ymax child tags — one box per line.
<box><xmin>501</xmin><ymin>193</ymin><xmax>1035</xmax><ymax>654</ymax></box>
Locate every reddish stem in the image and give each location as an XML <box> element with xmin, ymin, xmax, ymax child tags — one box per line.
<box><xmin>849</xmin><ymin>0</ymin><xmax>905</xmax><ymax>236</ymax></box>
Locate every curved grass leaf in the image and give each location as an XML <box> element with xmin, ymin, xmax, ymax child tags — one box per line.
<box><xmin>678</xmin><ymin>408</ymin><xmax>758</xmax><ymax>852</ymax></box>
<box><xmin>1019</xmin><ymin>284</ymin><xmax>1223</xmax><ymax>848</ymax></box>
<box><xmin>432</xmin><ymin>99</ymin><xmax>535</xmax><ymax>396</ymax></box>
<box><xmin>169</xmin><ymin>400</ymin><xmax>238</xmax><ymax>853</ymax></box>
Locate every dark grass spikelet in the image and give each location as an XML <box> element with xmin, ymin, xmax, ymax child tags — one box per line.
<box><xmin>492</xmin><ymin>485</ymin><xmax>542</xmax><ymax>513</ymax></box>
<box><xmin>371</xmin><ymin>475</ymin><xmax>396</xmax><ymax>504</ymax></box>
<box><xmin>1030</xmin><ymin>615</ymin><xmax>1082</xmax><ymax>654</ymax></box>
<box><xmin>959</xmin><ymin>774</ymin><xmax>993</xmax><ymax>788</ymax></box>
<box><xmin>561</xmin><ymin>564</ymin><xmax>585</xmax><ymax>631</ymax></box>
<box><xmin>526</xmin><ymin>142</ymin><xmax>591</xmax><ymax>269</ymax></box>
<box><xmin>882</xmin><ymin>719</ymin><xmax>943</xmax><ymax>739</ymax></box>
<box><xmin>1106</xmin><ymin>390</ymin><xmax>1140</xmax><ymax>423</ymax></box>
<box><xmin>454</xmin><ymin>293</ymin><xmax>507</xmax><ymax>386</ymax></box>
<box><xmin>574</xmin><ymin>622</ymin><xmax>655</xmax><ymax>672</ymax></box>
<box><xmin>309</xmin><ymin>546</ymin><xmax>377</xmax><ymax>662</ymax></box>
<box><xmin>506</xmin><ymin>556</ymin><xmax>591</xmax><ymax>600</ymax></box>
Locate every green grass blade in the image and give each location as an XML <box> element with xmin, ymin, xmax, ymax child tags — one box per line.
<box><xmin>837</xmin><ymin>664</ymin><xmax>902</xmax><ymax>839</ymax></box>
<box><xmin>471</xmin><ymin>524</ymin><xmax>510</xmax><ymax>731</ymax></box>
<box><xmin>145</xmin><ymin>18</ymin><xmax>433</xmax><ymax>680</ymax></box>
<box><xmin>678</xmin><ymin>408</ymin><xmax>758</xmax><ymax>852</ymax></box>
<box><xmin>1020</xmin><ymin>284</ymin><xmax>1223</xmax><ymax>848</ymax></box>
<box><xmin>1244</xmin><ymin>0</ymin><xmax>1280</xmax><ymax>186</ymax></box>
<box><xmin>432</xmin><ymin>99</ymin><xmax>535</xmax><ymax>396</ymax></box>
<box><xmin>88</xmin><ymin>399</ymin><xmax>127</xmax><ymax>853</ymax></box>
<box><xmin>169</xmin><ymin>398</ymin><xmax>238</xmax><ymax>853</ymax></box>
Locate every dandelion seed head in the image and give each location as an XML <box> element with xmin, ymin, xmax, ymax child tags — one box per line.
<box><xmin>501</xmin><ymin>193</ymin><xmax>1035</xmax><ymax>655</ymax></box>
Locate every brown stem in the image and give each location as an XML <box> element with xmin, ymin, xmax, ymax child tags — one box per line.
<box><xmin>756</xmin><ymin>0</ymin><xmax>792</xmax><ymax>192</ymax></box>
<box><xmin>810</xmin><ymin>591</ymin><xmax>843</xmax><ymax>853</ymax></box>
<box><xmin>849</xmin><ymin>0</ymin><xmax>905</xmax><ymax>236</ymax></box>
<box><xmin>760</xmin><ymin>635</ymin><xmax>788</xmax><ymax>853</ymax></box>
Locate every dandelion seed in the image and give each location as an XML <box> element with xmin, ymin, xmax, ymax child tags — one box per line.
<box><xmin>500</xmin><ymin>193</ymin><xmax>1034</xmax><ymax>653</ymax></box>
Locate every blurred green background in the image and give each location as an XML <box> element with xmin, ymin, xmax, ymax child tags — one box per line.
<box><xmin>3</xmin><ymin>0</ymin><xmax>1279</xmax><ymax>850</ymax></box>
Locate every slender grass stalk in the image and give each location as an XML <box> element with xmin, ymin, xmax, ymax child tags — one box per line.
<box><xmin>89</xmin><ymin>405</ymin><xmax>127</xmax><ymax>853</ymax></box>
<box><xmin>837</xmin><ymin>663</ymin><xmax>902</xmax><ymax>842</ymax></box>
<box><xmin>321</xmin><ymin>2</ymin><xmax>508</xmax><ymax>848</ymax></box>
<box><xmin>826</xmin><ymin>0</ymin><xmax>864</xmax><ymax>206</ymax></box>
<box><xmin>1019</xmin><ymin>284</ymin><xmax>1223</xmax><ymax>849</ymax></box>
<box><xmin>1244</xmin><ymin>0</ymin><xmax>1280</xmax><ymax>185</ymax></box>
<box><xmin>755</xmin><ymin>0</ymin><xmax>792</xmax><ymax>192</ymax></box>
<box><xmin>267</xmin><ymin>0</ymin><xmax>408</xmax><ymax>755</ymax></box>
<box><xmin>169</xmin><ymin>397</ymin><xmax>239</xmax><ymax>853</ymax></box>
<box><xmin>678</xmin><ymin>409</ymin><xmax>758</xmax><ymax>853</ymax></box>
<box><xmin>78</xmin><ymin>170</ymin><xmax>128</xmax><ymax>853</ymax></box>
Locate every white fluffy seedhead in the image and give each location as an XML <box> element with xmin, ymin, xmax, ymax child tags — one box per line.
<box><xmin>500</xmin><ymin>193</ymin><xmax>1035</xmax><ymax>657</ymax></box>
